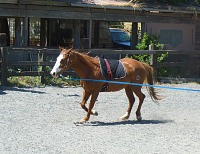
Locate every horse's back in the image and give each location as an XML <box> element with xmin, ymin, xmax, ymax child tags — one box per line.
<box><xmin>120</xmin><ymin>58</ymin><xmax>147</xmax><ymax>82</ymax></box>
<box><xmin>120</xmin><ymin>58</ymin><xmax>145</xmax><ymax>69</ymax></box>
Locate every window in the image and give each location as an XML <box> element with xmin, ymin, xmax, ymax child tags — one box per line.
<box><xmin>160</xmin><ymin>29</ymin><xmax>183</xmax><ymax>48</ymax></box>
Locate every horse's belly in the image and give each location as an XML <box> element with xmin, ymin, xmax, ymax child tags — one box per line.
<box><xmin>107</xmin><ymin>84</ymin><xmax>127</xmax><ymax>92</ymax></box>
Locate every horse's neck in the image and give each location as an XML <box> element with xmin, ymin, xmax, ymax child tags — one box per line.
<box><xmin>72</xmin><ymin>53</ymin><xmax>98</xmax><ymax>78</ymax></box>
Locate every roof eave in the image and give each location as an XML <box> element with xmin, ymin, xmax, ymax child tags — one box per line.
<box><xmin>71</xmin><ymin>3</ymin><xmax>200</xmax><ymax>15</ymax></box>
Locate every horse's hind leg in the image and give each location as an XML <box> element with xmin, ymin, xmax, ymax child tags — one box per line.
<box><xmin>119</xmin><ymin>86</ymin><xmax>135</xmax><ymax>121</ymax></box>
<box><xmin>80</xmin><ymin>90</ymin><xmax>98</xmax><ymax>116</ymax></box>
<box><xmin>133</xmin><ymin>87</ymin><xmax>145</xmax><ymax>121</ymax></box>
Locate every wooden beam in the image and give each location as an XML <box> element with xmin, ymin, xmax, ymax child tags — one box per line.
<box><xmin>134</xmin><ymin>15</ymin><xmax>194</xmax><ymax>24</ymax></box>
<box><xmin>22</xmin><ymin>16</ymin><xmax>29</xmax><ymax>46</ymax></box>
<box><xmin>0</xmin><ymin>0</ymin><xmax>18</xmax><ymax>4</ymax></box>
<box><xmin>91</xmin><ymin>13</ymin><xmax>133</xmax><ymax>21</ymax></box>
<box><xmin>94</xmin><ymin>21</ymin><xmax>100</xmax><ymax>48</ymax></box>
<box><xmin>88</xmin><ymin>20</ymin><xmax>92</xmax><ymax>49</ymax></box>
<box><xmin>7</xmin><ymin>61</ymin><xmax>54</xmax><ymax>66</ymax></box>
<box><xmin>73</xmin><ymin>20</ymin><xmax>81</xmax><ymax>49</ymax></box>
<box><xmin>20</xmin><ymin>0</ymin><xmax>69</xmax><ymax>6</ymax></box>
<box><xmin>92</xmin><ymin>12</ymin><xmax>194</xmax><ymax>23</ymax></box>
<box><xmin>0</xmin><ymin>33</ymin><xmax>7</xmax><ymax>47</ymax></box>
<box><xmin>1</xmin><ymin>47</ymin><xmax>8</xmax><ymax>86</ymax></box>
<box><xmin>131</xmin><ymin>22</ymin><xmax>138</xmax><ymax>49</ymax></box>
<box><xmin>14</xmin><ymin>17</ymin><xmax>21</xmax><ymax>47</ymax></box>
<box><xmin>141</xmin><ymin>22</ymin><xmax>146</xmax><ymax>36</ymax></box>
<box><xmin>40</xmin><ymin>18</ymin><xmax>46</xmax><ymax>47</ymax></box>
<box><xmin>0</xmin><ymin>8</ymin><xmax>26</xmax><ymax>17</ymax></box>
<box><xmin>47</xmin><ymin>19</ymin><xmax>51</xmax><ymax>47</ymax></box>
<box><xmin>0</xmin><ymin>18</ymin><xmax>10</xmax><ymax>46</ymax></box>
<box><xmin>0</xmin><ymin>7</ymin><xmax>91</xmax><ymax>19</ymax></box>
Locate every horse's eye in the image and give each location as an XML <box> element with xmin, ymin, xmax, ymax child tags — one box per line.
<box><xmin>60</xmin><ymin>59</ymin><xmax>64</xmax><ymax>64</ymax></box>
<box><xmin>59</xmin><ymin>59</ymin><xmax>65</xmax><ymax>68</ymax></box>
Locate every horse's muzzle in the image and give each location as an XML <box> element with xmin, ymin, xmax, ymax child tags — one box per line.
<box><xmin>50</xmin><ymin>71</ymin><xmax>59</xmax><ymax>78</ymax></box>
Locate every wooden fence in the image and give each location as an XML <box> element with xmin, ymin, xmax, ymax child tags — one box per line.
<box><xmin>0</xmin><ymin>47</ymin><xmax>76</xmax><ymax>86</ymax></box>
<box><xmin>0</xmin><ymin>47</ymin><xmax>200</xmax><ymax>86</ymax></box>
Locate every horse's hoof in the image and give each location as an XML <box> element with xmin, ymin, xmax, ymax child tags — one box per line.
<box><xmin>81</xmin><ymin>116</ymin><xmax>89</xmax><ymax>123</ymax></box>
<box><xmin>119</xmin><ymin>116</ymin><xmax>129</xmax><ymax>121</ymax></box>
<box><xmin>136</xmin><ymin>115</ymin><xmax>142</xmax><ymax>121</ymax></box>
<box><xmin>91</xmin><ymin>110</ymin><xmax>98</xmax><ymax>116</ymax></box>
<box><xmin>119</xmin><ymin>113</ymin><xmax>130</xmax><ymax>121</ymax></box>
<box><xmin>81</xmin><ymin>119</ymin><xmax>87</xmax><ymax>123</ymax></box>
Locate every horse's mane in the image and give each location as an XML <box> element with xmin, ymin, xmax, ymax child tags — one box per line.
<box><xmin>73</xmin><ymin>51</ymin><xmax>99</xmax><ymax>67</ymax></box>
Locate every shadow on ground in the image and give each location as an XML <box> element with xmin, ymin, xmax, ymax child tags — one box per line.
<box><xmin>74</xmin><ymin>119</ymin><xmax>175</xmax><ymax>127</ymax></box>
<box><xmin>0</xmin><ymin>86</ymin><xmax>46</xmax><ymax>95</ymax></box>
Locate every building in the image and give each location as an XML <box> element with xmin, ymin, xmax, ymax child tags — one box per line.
<box><xmin>0</xmin><ymin>0</ymin><xmax>200</xmax><ymax>50</ymax></box>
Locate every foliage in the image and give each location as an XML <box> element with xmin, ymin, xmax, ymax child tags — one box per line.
<box><xmin>135</xmin><ymin>32</ymin><xmax>149</xmax><ymax>50</ymax></box>
<box><xmin>132</xmin><ymin>33</ymin><xmax>166</xmax><ymax>64</ymax></box>
<box><xmin>130</xmin><ymin>54</ymin><xmax>151</xmax><ymax>63</ymax></box>
<box><xmin>109</xmin><ymin>22</ymin><xmax>124</xmax><ymax>29</ymax></box>
<box><xmin>157</xmin><ymin>52</ymin><xmax>168</xmax><ymax>63</ymax></box>
<box><xmin>7</xmin><ymin>76</ymin><xmax>80</xmax><ymax>87</ymax></box>
<box><xmin>196</xmin><ymin>0</ymin><xmax>200</xmax><ymax>4</ymax></box>
<box><xmin>7</xmin><ymin>76</ymin><xmax>43</xmax><ymax>87</ymax></box>
<box><xmin>45</xmin><ymin>0</ymin><xmax>54</xmax><ymax>6</ymax></box>
<box><xmin>133</xmin><ymin>32</ymin><xmax>194</xmax><ymax>78</ymax></box>
<box><xmin>45</xmin><ymin>76</ymin><xmax>80</xmax><ymax>87</ymax></box>
<box><xmin>128</xmin><ymin>32</ymin><xmax>169</xmax><ymax>77</ymax></box>
<box><xmin>136</xmin><ymin>33</ymin><xmax>164</xmax><ymax>50</ymax></box>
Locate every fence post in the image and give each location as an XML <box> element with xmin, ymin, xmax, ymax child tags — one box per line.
<box><xmin>0</xmin><ymin>33</ymin><xmax>8</xmax><ymax>86</ymax></box>
<box><xmin>1</xmin><ymin>47</ymin><xmax>8</xmax><ymax>86</ymax></box>
<box><xmin>41</xmin><ymin>48</ymin><xmax>47</xmax><ymax>84</ymax></box>
<box><xmin>150</xmin><ymin>52</ymin><xmax>158</xmax><ymax>81</ymax></box>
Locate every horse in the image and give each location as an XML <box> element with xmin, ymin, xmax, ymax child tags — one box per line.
<box><xmin>51</xmin><ymin>48</ymin><xmax>161</xmax><ymax>123</ymax></box>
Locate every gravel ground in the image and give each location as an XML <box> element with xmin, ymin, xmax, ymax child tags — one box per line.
<box><xmin>0</xmin><ymin>83</ymin><xmax>200</xmax><ymax>154</ymax></box>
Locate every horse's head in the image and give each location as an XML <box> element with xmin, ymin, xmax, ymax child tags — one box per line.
<box><xmin>50</xmin><ymin>47</ymin><xmax>73</xmax><ymax>78</ymax></box>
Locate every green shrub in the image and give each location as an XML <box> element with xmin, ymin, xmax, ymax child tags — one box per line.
<box><xmin>129</xmin><ymin>32</ymin><xmax>169</xmax><ymax>77</ymax></box>
<box><xmin>7</xmin><ymin>76</ymin><xmax>43</xmax><ymax>87</ymax></box>
<box><xmin>131</xmin><ymin>32</ymin><xmax>167</xmax><ymax>64</ymax></box>
<box><xmin>136</xmin><ymin>33</ymin><xmax>164</xmax><ymax>50</ymax></box>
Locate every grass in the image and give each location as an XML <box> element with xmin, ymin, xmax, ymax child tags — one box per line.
<box><xmin>6</xmin><ymin>76</ymin><xmax>80</xmax><ymax>87</ymax></box>
<box><xmin>3</xmin><ymin>75</ymin><xmax>200</xmax><ymax>88</ymax></box>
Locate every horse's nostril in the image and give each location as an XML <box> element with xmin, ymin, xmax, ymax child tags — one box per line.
<box><xmin>52</xmin><ymin>72</ymin><xmax>55</xmax><ymax>76</ymax></box>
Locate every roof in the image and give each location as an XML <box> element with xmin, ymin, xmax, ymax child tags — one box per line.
<box><xmin>0</xmin><ymin>0</ymin><xmax>199</xmax><ymax>22</ymax></box>
<box><xmin>51</xmin><ymin>0</ymin><xmax>200</xmax><ymax>13</ymax></box>
<box><xmin>1</xmin><ymin>0</ymin><xmax>200</xmax><ymax>13</ymax></box>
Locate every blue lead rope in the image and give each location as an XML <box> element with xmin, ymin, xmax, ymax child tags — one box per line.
<box><xmin>59</xmin><ymin>74</ymin><xmax>200</xmax><ymax>92</ymax></box>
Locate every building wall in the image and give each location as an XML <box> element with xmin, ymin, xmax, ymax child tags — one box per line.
<box><xmin>195</xmin><ymin>21</ymin><xmax>200</xmax><ymax>50</ymax></box>
<box><xmin>145</xmin><ymin>23</ymin><xmax>195</xmax><ymax>50</ymax></box>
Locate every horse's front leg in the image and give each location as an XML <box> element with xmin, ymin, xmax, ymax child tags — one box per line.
<box><xmin>80</xmin><ymin>90</ymin><xmax>98</xmax><ymax>116</ymax></box>
<box><xmin>81</xmin><ymin>90</ymin><xmax>99</xmax><ymax>123</ymax></box>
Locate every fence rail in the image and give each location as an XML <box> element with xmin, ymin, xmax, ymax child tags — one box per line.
<box><xmin>1</xmin><ymin>47</ymin><xmax>200</xmax><ymax>86</ymax></box>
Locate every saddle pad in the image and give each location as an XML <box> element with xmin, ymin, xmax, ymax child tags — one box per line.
<box><xmin>98</xmin><ymin>57</ymin><xmax>126</xmax><ymax>79</ymax></box>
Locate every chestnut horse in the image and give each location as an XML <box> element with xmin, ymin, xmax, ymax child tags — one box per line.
<box><xmin>51</xmin><ymin>48</ymin><xmax>161</xmax><ymax>123</ymax></box>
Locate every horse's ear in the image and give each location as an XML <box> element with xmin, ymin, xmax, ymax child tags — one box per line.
<box><xmin>67</xmin><ymin>48</ymin><xmax>73</xmax><ymax>53</ymax></box>
<box><xmin>59</xmin><ymin>46</ymin><xmax>64</xmax><ymax>52</ymax></box>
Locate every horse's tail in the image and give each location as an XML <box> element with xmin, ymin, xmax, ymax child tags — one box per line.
<box><xmin>141</xmin><ymin>62</ymin><xmax>162</xmax><ymax>102</ymax></box>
